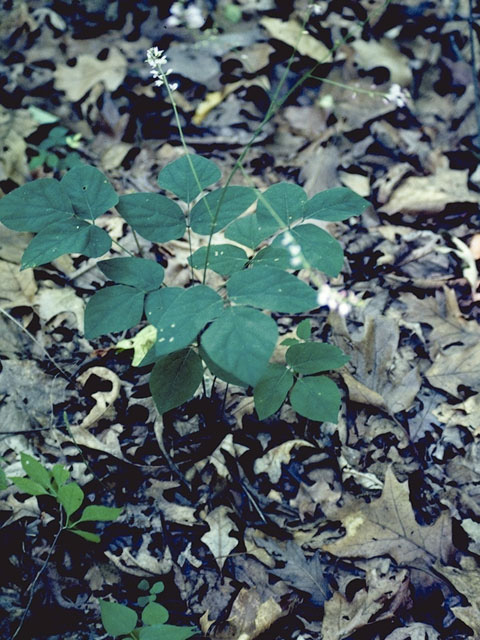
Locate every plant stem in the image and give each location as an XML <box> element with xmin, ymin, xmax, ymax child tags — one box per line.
<box><xmin>12</xmin><ymin>513</ymin><xmax>65</xmax><ymax>639</ymax></box>
<box><xmin>0</xmin><ymin>307</ymin><xmax>73</xmax><ymax>382</ymax></box>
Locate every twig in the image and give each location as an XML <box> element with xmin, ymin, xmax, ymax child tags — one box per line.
<box><xmin>0</xmin><ymin>307</ymin><xmax>73</xmax><ymax>383</ymax></box>
<box><xmin>11</xmin><ymin>512</ymin><xmax>65</xmax><ymax>639</ymax></box>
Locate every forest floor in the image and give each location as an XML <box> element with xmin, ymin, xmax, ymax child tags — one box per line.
<box><xmin>1</xmin><ymin>1</ymin><xmax>480</xmax><ymax>639</ymax></box>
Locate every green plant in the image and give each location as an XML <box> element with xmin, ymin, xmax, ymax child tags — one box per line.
<box><xmin>99</xmin><ymin>579</ymin><xmax>198</xmax><ymax>639</ymax></box>
<box><xmin>0</xmin><ymin>149</ymin><xmax>367</xmax><ymax>422</ymax></box>
<box><xmin>8</xmin><ymin>452</ymin><xmax>122</xmax><ymax>542</ymax></box>
<box><xmin>27</xmin><ymin>106</ymin><xmax>83</xmax><ymax>171</ymax></box>
<box><xmin>0</xmin><ymin>156</ymin><xmax>366</xmax><ymax>422</ymax></box>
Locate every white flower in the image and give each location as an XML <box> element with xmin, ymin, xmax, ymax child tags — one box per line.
<box><xmin>146</xmin><ymin>47</ymin><xmax>178</xmax><ymax>92</ymax></box>
<box><xmin>316</xmin><ymin>285</ymin><xmax>358</xmax><ymax>316</ymax></box>
<box><xmin>383</xmin><ymin>83</ymin><xmax>410</xmax><ymax>108</ymax></box>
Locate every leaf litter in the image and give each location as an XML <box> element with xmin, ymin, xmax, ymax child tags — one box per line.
<box><xmin>1</xmin><ymin>0</ymin><xmax>480</xmax><ymax>639</ymax></box>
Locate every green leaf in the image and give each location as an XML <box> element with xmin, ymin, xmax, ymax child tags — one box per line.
<box><xmin>75</xmin><ymin>505</ymin><xmax>123</xmax><ymax>524</ymax></box>
<box><xmin>20</xmin><ymin>453</ymin><xmax>52</xmax><ymax>490</ymax></box>
<box><xmin>273</xmin><ymin>224</ymin><xmax>344</xmax><ymax>277</ymax></box>
<box><xmin>84</xmin><ymin>285</ymin><xmax>145</xmax><ymax>339</ymax></box>
<box><xmin>57</xmin><ymin>482</ymin><xmax>84</xmax><ymax>518</ymax></box>
<box><xmin>150</xmin><ymin>348</ymin><xmax>204</xmax><ymax>414</ymax></box>
<box><xmin>116</xmin><ymin>193</ymin><xmax>186</xmax><ymax>242</ymax></box>
<box><xmin>137</xmin><ymin>595</ymin><xmax>155</xmax><ymax>607</ymax></box>
<box><xmin>138</xmin><ymin>579</ymin><xmax>150</xmax><ymax>591</ymax></box>
<box><xmin>100</xmin><ymin>599</ymin><xmax>138</xmax><ymax>637</ymax></box>
<box><xmin>286</xmin><ymin>342</ymin><xmax>349</xmax><ymax>374</ymax></box>
<box><xmin>157</xmin><ymin>153</ymin><xmax>221</xmax><ymax>202</ymax></box>
<box><xmin>190</xmin><ymin>186</ymin><xmax>257</xmax><ymax>235</ymax></box>
<box><xmin>139</xmin><ymin>625</ymin><xmax>198</xmax><ymax>640</ymax></box>
<box><xmin>145</xmin><ymin>286</ymin><xmax>223</xmax><ymax>356</ymax></box>
<box><xmin>280</xmin><ymin>337</ymin><xmax>299</xmax><ymax>346</ymax></box>
<box><xmin>250</xmin><ymin>246</ymin><xmax>291</xmax><ymax>270</ymax></box>
<box><xmin>10</xmin><ymin>476</ymin><xmax>49</xmax><ymax>496</ymax></box>
<box><xmin>199</xmin><ymin>345</ymin><xmax>246</xmax><ymax>387</ymax></box>
<box><xmin>142</xmin><ymin>602</ymin><xmax>169</xmax><ymax>625</ymax></box>
<box><xmin>189</xmin><ymin>244</ymin><xmax>248</xmax><ymax>276</ymax></box>
<box><xmin>98</xmin><ymin>257</ymin><xmax>164</xmax><ymax>291</ymax></box>
<box><xmin>289</xmin><ymin>376</ymin><xmax>341</xmax><ymax>422</ymax></box>
<box><xmin>296</xmin><ymin>319</ymin><xmax>311</xmax><ymax>340</ymax></box>
<box><xmin>201</xmin><ymin>307</ymin><xmax>278</xmax><ymax>387</ymax></box>
<box><xmin>150</xmin><ymin>581</ymin><xmax>164</xmax><ymax>595</ymax></box>
<box><xmin>227</xmin><ymin>266</ymin><xmax>317</xmax><ymax>313</ymax></box>
<box><xmin>21</xmin><ymin>218</ymin><xmax>111</xmax><ymax>269</ymax></box>
<box><xmin>0</xmin><ymin>179</ymin><xmax>73</xmax><ymax>232</ymax></box>
<box><xmin>61</xmin><ymin>165</ymin><xmax>118</xmax><ymax>220</ymax></box>
<box><xmin>254</xmin><ymin>364</ymin><xmax>294</xmax><ymax>420</ymax></box>
<box><xmin>256</xmin><ymin>182</ymin><xmax>306</xmax><ymax>230</ymax></box>
<box><xmin>0</xmin><ymin>467</ymin><xmax>7</xmax><ymax>491</ymax></box>
<box><xmin>304</xmin><ymin>187</ymin><xmax>369</xmax><ymax>222</ymax></box>
<box><xmin>51</xmin><ymin>464</ymin><xmax>70</xmax><ymax>489</ymax></box>
<box><xmin>224</xmin><ymin>212</ymin><xmax>274</xmax><ymax>249</ymax></box>
<box><xmin>69</xmin><ymin>528</ymin><xmax>101</xmax><ymax>543</ymax></box>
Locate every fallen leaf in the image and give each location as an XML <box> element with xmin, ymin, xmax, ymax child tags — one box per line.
<box><xmin>323</xmin><ymin>467</ymin><xmax>452</xmax><ymax>567</ymax></box>
<box><xmin>260</xmin><ymin>17</ymin><xmax>331</xmax><ymax>62</ymax></box>
<box><xmin>434</xmin><ymin>562</ymin><xmax>480</xmax><ymax>637</ymax></box>
<box><xmin>54</xmin><ymin>47</ymin><xmax>127</xmax><ymax>102</ymax></box>
<box><xmin>77</xmin><ymin>367</ymin><xmax>120</xmax><ymax>428</ymax></box>
<box><xmin>340</xmin><ymin>314</ymin><xmax>421</xmax><ymax>413</ymax></box>
<box><xmin>0</xmin><ymin>258</ymin><xmax>37</xmax><ymax>309</ymax></box>
<box><xmin>322</xmin><ymin>566</ymin><xmax>410</xmax><ymax>640</ymax></box>
<box><xmin>36</xmin><ymin>285</ymin><xmax>85</xmax><ymax>331</ymax></box>
<box><xmin>383</xmin><ymin>623</ymin><xmax>440</xmax><ymax>639</ymax></box>
<box><xmin>253</xmin><ymin>440</ymin><xmax>315</xmax><ymax>483</ymax></box>
<box><xmin>201</xmin><ymin>506</ymin><xmax>238</xmax><ymax>569</ymax></box>
<box><xmin>256</xmin><ymin>539</ymin><xmax>330</xmax><ymax>606</ymax></box>
<box><xmin>380</xmin><ymin>168</ymin><xmax>480</xmax><ymax>216</ymax></box>
<box><xmin>352</xmin><ymin>38</ymin><xmax>412</xmax><ymax>85</ymax></box>
<box><xmin>217</xmin><ymin>588</ymin><xmax>284</xmax><ymax>640</ymax></box>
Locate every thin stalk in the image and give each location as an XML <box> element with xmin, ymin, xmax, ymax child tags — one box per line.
<box><xmin>0</xmin><ymin>307</ymin><xmax>73</xmax><ymax>382</ymax></box>
<box><xmin>132</xmin><ymin>229</ymin><xmax>144</xmax><ymax>257</ymax></box>
<box><xmin>12</xmin><ymin>511</ymin><xmax>65</xmax><ymax>639</ymax></box>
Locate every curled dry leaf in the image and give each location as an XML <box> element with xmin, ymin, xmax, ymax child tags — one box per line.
<box><xmin>78</xmin><ymin>366</ymin><xmax>120</xmax><ymax>428</ymax></box>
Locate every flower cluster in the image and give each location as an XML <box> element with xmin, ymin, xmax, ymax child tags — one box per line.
<box><xmin>316</xmin><ymin>284</ymin><xmax>359</xmax><ymax>317</ymax></box>
<box><xmin>145</xmin><ymin>47</ymin><xmax>178</xmax><ymax>92</ymax></box>
<box><xmin>166</xmin><ymin>2</ymin><xmax>205</xmax><ymax>29</ymax></box>
<box><xmin>281</xmin><ymin>231</ymin><xmax>303</xmax><ymax>268</ymax></box>
<box><xmin>383</xmin><ymin>83</ymin><xmax>410</xmax><ymax>108</ymax></box>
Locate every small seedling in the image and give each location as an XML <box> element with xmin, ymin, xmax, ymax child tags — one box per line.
<box><xmin>100</xmin><ymin>579</ymin><xmax>198</xmax><ymax>639</ymax></box>
<box><xmin>8</xmin><ymin>452</ymin><xmax>122</xmax><ymax>542</ymax></box>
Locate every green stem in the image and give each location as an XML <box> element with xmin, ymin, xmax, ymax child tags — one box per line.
<box><xmin>111</xmin><ymin>237</ymin><xmax>136</xmax><ymax>257</ymax></box>
<box><xmin>132</xmin><ymin>229</ymin><xmax>144</xmax><ymax>257</ymax></box>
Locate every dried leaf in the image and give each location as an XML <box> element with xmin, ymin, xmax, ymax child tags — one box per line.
<box><xmin>322</xmin><ymin>566</ymin><xmax>410</xmax><ymax>640</ymax></box>
<box><xmin>257</xmin><ymin>539</ymin><xmax>329</xmax><ymax>606</ymax></box>
<box><xmin>352</xmin><ymin>38</ymin><xmax>412</xmax><ymax>85</ymax></box>
<box><xmin>260</xmin><ymin>17</ymin><xmax>331</xmax><ymax>62</ymax></box>
<box><xmin>253</xmin><ymin>440</ymin><xmax>315</xmax><ymax>483</ymax></box>
<box><xmin>380</xmin><ymin>168</ymin><xmax>480</xmax><ymax>216</ymax></box>
<box><xmin>323</xmin><ymin>467</ymin><xmax>452</xmax><ymax>566</ymax></box>
<box><xmin>54</xmin><ymin>47</ymin><xmax>127</xmax><ymax>102</ymax></box>
<box><xmin>201</xmin><ymin>506</ymin><xmax>238</xmax><ymax>569</ymax></box>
